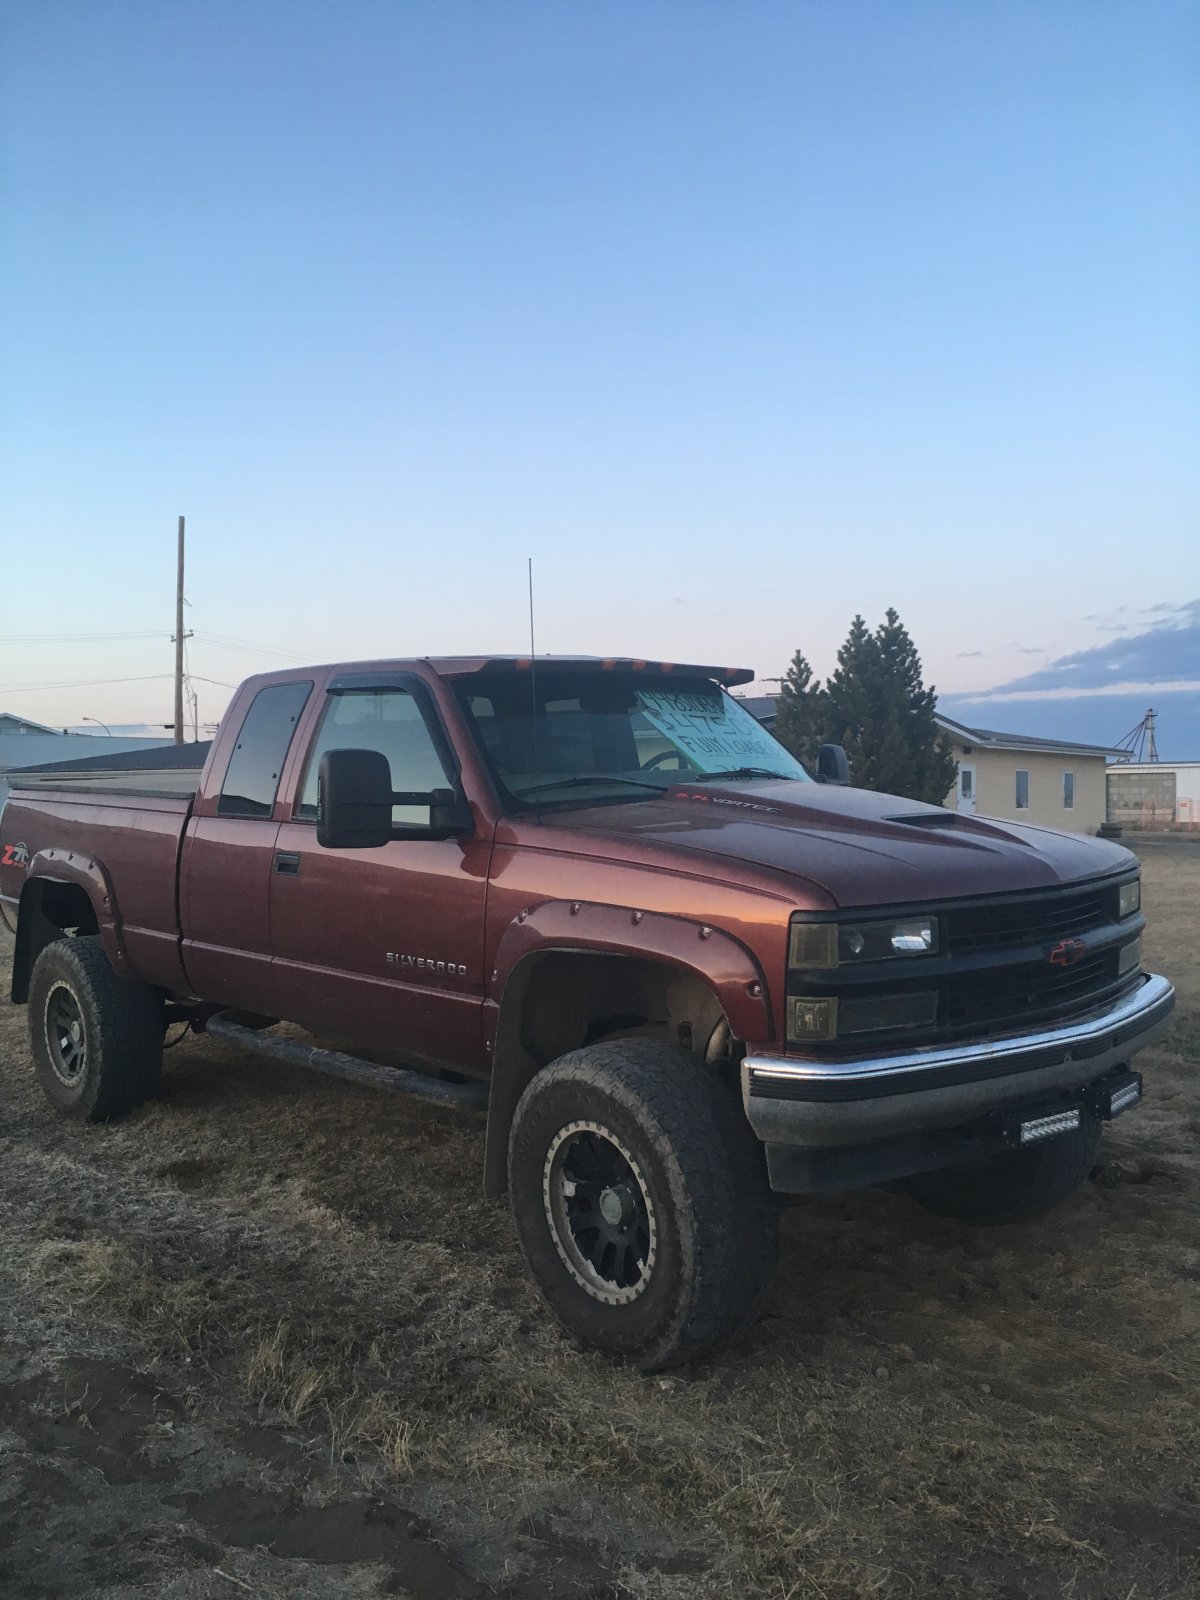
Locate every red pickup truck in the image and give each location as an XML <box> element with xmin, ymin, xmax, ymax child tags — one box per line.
<box><xmin>0</xmin><ymin>656</ymin><xmax>1175</xmax><ymax>1367</ymax></box>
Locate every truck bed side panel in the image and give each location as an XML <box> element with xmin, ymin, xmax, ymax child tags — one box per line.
<box><xmin>1</xmin><ymin>789</ymin><xmax>192</xmax><ymax>992</ymax></box>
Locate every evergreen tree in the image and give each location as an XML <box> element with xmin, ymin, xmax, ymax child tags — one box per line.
<box><xmin>775</xmin><ymin>609</ymin><xmax>957</xmax><ymax>802</ymax></box>
<box><xmin>872</xmin><ymin>608</ymin><xmax>958</xmax><ymax>804</ymax></box>
<box><xmin>773</xmin><ymin>648</ymin><xmax>828</xmax><ymax>770</ymax></box>
<box><xmin>824</xmin><ymin>614</ymin><xmax>881</xmax><ymax>784</ymax></box>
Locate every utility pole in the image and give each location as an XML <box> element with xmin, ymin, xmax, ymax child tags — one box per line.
<box><xmin>174</xmin><ymin>515</ymin><xmax>185</xmax><ymax>744</ymax></box>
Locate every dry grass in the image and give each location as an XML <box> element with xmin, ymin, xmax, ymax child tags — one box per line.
<box><xmin>1</xmin><ymin>844</ymin><xmax>1198</xmax><ymax>1598</ymax></box>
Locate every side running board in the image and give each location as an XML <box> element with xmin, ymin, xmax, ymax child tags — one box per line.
<box><xmin>203</xmin><ymin>1012</ymin><xmax>489</xmax><ymax>1112</ymax></box>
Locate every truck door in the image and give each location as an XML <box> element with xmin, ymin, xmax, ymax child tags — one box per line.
<box><xmin>180</xmin><ymin>679</ymin><xmax>314</xmax><ymax>1009</ymax></box>
<box><xmin>264</xmin><ymin>676</ymin><xmax>491</xmax><ymax>1074</ymax></box>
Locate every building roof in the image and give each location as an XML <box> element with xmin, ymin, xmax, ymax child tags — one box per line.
<box><xmin>1108</xmin><ymin>760</ymin><xmax>1200</xmax><ymax>771</ymax></box>
<box><xmin>733</xmin><ymin>696</ymin><xmax>1120</xmax><ymax>759</ymax></box>
<box><xmin>0</xmin><ymin>712</ymin><xmax>59</xmax><ymax>735</ymax></box>
<box><xmin>14</xmin><ymin>741</ymin><xmax>212</xmax><ymax>777</ymax></box>
<box><xmin>732</xmin><ymin>695</ymin><xmax>779</xmax><ymax>722</ymax></box>
<box><xmin>934</xmin><ymin>713</ymin><xmax>1121</xmax><ymax>759</ymax></box>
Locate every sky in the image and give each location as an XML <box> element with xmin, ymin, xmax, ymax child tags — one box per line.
<box><xmin>1</xmin><ymin>1</ymin><xmax>1196</xmax><ymax>752</ymax></box>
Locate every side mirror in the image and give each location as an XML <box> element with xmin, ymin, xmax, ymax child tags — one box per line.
<box><xmin>815</xmin><ymin>743</ymin><xmax>851</xmax><ymax>786</ymax></box>
<box><xmin>318</xmin><ymin>748</ymin><xmax>394</xmax><ymax>848</ymax></box>
<box><xmin>427</xmin><ymin>788</ymin><xmax>473</xmax><ymax>836</ymax></box>
<box><xmin>317</xmin><ymin>749</ymin><xmax>475</xmax><ymax>849</ymax></box>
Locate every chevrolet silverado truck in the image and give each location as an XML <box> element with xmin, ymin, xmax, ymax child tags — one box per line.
<box><xmin>0</xmin><ymin>656</ymin><xmax>1176</xmax><ymax>1368</ymax></box>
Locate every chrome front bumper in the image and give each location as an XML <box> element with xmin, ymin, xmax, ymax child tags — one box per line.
<box><xmin>742</xmin><ymin>972</ymin><xmax>1176</xmax><ymax>1160</ymax></box>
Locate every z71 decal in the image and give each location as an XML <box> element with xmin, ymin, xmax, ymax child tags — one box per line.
<box><xmin>1</xmin><ymin>841</ymin><xmax>30</xmax><ymax>869</ymax></box>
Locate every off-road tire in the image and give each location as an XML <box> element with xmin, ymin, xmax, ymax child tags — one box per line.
<box><xmin>903</xmin><ymin>1118</ymin><xmax>1102</xmax><ymax>1224</ymax></box>
<box><xmin>28</xmin><ymin>936</ymin><xmax>163</xmax><ymax>1121</ymax></box>
<box><xmin>508</xmin><ymin>1040</ymin><xmax>780</xmax><ymax>1370</ymax></box>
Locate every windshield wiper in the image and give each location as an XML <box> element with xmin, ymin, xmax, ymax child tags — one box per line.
<box><xmin>688</xmin><ymin>767</ymin><xmax>791</xmax><ymax>783</ymax></box>
<box><xmin>513</xmin><ymin>775</ymin><xmax>668</xmax><ymax>800</ymax></box>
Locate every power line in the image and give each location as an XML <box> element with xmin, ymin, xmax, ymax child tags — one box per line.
<box><xmin>0</xmin><ymin>630</ymin><xmax>170</xmax><ymax>644</ymax></box>
<box><xmin>192</xmin><ymin>630</ymin><xmax>307</xmax><ymax>662</ymax></box>
<box><xmin>0</xmin><ymin>673</ymin><xmax>173</xmax><ymax>693</ymax></box>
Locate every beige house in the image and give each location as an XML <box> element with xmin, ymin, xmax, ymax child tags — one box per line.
<box><xmin>937</xmin><ymin>714</ymin><xmax>1117</xmax><ymax>834</ymax></box>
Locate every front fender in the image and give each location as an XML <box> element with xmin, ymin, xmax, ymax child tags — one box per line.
<box><xmin>480</xmin><ymin>898</ymin><xmax>772</xmax><ymax>1195</ymax></box>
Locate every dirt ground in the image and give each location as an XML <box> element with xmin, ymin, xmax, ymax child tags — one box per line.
<box><xmin>1</xmin><ymin>845</ymin><xmax>1197</xmax><ymax>1600</ymax></box>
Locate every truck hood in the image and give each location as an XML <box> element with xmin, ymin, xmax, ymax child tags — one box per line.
<box><xmin>553</xmin><ymin>781</ymin><xmax>1134</xmax><ymax>909</ymax></box>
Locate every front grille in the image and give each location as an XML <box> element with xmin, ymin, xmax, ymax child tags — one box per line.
<box><xmin>787</xmin><ymin>872</ymin><xmax>1142</xmax><ymax>1054</ymax></box>
<box><xmin>947</xmin><ymin>884</ymin><xmax>1117</xmax><ymax>953</ymax></box>
<box><xmin>940</xmin><ymin>948</ymin><xmax>1122</xmax><ymax>1031</ymax></box>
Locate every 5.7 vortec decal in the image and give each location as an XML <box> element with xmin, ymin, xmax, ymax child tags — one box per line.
<box><xmin>1</xmin><ymin>841</ymin><xmax>30</xmax><ymax>869</ymax></box>
<box><xmin>671</xmin><ymin>791</ymin><xmax>782</xmax><ymax>815</ymax></box>
<box><xmin>386</xmin><ymin>952</ymin><xmax>468</xmax><ymax>978</ymax></box>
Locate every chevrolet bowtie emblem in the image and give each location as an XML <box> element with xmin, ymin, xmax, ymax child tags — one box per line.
<box><xmin>1047</xmin><ymin>938</ymin><xmax>1086</xmax><ymax>968</ymax></box>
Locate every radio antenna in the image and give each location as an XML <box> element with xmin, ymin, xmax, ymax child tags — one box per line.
<box><xmin>528</xmin><ymin>556</ymin><xmax>541</xmax><ymax>823</ymax></box>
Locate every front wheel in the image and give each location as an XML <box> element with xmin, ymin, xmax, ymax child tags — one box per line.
<box><xmin>903</xmin><ymin>1118</ymin><xmax>1102</xmax><ymax>1224</ymax></box>
<box><xmin>507</xmin><ymin>1040</ymin><xmax>779</xmax><ymax>1370</ymax></box>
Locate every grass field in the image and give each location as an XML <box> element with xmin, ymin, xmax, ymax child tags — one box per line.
<box><xmin>1</xmin><ymin>844</ymin><xmax>1197</xmax><ymax>1599</ymax></box>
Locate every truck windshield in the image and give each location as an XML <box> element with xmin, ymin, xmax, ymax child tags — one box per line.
<box><xmin>453</xmin><ymin>671</ymin><xmax>810</xmax><ymax>811</ymax></box>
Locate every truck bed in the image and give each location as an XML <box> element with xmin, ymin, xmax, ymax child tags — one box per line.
<box><xmin>1</xmin><ymin>787</ymin><xmax>193</xmax><ymax>993</ymax></box>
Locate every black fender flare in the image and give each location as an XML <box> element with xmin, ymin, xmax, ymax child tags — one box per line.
<box><xmin>10</xmin><ymin>849</ymin><xmax>125</xmax><ymax>1003</ymax></box>
<box><xmin>481</xmin><ymin>899</ymin><xmax>772</xmax><ymax>1196</ymax></box>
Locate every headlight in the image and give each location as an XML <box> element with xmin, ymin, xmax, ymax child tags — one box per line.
<box><xmin>1118</xmin><ymin>879</ymin><xmax>1141</xmax><ymax>919</ymax></box>
<box><xmin>789</xmin><ymin>915</ymin><xmax>939</xmax><ymax>967</ymax></box>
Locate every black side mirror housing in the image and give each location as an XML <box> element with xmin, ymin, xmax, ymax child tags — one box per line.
<box><xmin>815</xmin><ymin>743</ymin><xmax>851</xmax><ymax>786</ymax></box>
<box><xmin>318</xmin><ymin>748</ymin><xmax>394</xmax><ymax>848</ymax></box>
<box><xmin>317</xmin><ymin>749</ymin><xmax>474</xmax><ymax>849</ymax></box>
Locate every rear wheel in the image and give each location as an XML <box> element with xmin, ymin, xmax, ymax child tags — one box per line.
<box><xmin>903</xmin><ymin>1118</ymin><xmax>1102</xmax><ymax>1224</ymax></box>
<box><xmin>508</xmin><ymin>1040</ymin><xmax>779</xmax><ymax>1369</ymax></box>
<box><xmin>28</xmin><ymin>936</ymin><xmax>162</xmax><ymax>1121</ymax></box>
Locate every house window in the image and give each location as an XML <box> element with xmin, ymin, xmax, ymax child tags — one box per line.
<box><xmin>1063</xmin><ymin>771</ymin><xmax>1075</xmax><ymax>809</ymax></box>
<box><xmin>1015</xmin><ymin>770</ymin><xmax>1030</xmax><ymax>810</ymax></box>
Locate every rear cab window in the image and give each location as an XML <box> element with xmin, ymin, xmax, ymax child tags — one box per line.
<box><xmin>218</xmin><ymin>681</ymin><xmax>313</xmax><ymax>817</ymax></box>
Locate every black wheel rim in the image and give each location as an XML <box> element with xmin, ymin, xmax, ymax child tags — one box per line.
<box><xmin>46</xmin><ymin>982</ymin><xmax>87</xmax><ymax>1086</ymax></box>
<box><xmin>543</xmin><ymin>1121</ymin><xmax>657</xmax><ymax>1305</ymax></box>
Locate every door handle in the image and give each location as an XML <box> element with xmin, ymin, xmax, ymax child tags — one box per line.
<box><xmin>274</xmin><ymin>851</ymin><xmax>301</xmax><ymax>876</ymax></box>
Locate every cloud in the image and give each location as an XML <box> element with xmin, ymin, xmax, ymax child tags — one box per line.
<box><xmin>957</xmin><ymin>649</ymin><xmax>985</xmax><ymax>658</ymax></box>
<box><xmin>963</xmin><ymin>599</ymin><xmax>1200</xmax><ymax>701</ymax></box>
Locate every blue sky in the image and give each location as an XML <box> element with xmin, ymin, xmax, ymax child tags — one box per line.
<box><xmin>1</xmin><ymin>1</ymin><xmax>1196</xmax><ymax>750</ymax></box>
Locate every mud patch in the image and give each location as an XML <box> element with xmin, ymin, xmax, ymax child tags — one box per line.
<box><xmin>0</xmin><ymin>1358</ymin><xmax>184</xmax><ymax>1485</ymax></box>
<box><xmin>172</xmin><ymin>1487</ymin><xmax>485</xmax><ymax>1592</ymax></box>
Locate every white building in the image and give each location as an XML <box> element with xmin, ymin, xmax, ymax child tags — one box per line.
<box><xmin>1106</xmin><ymin>762</ymin><xmax>1200</xmax><ymax>831</ymax></box>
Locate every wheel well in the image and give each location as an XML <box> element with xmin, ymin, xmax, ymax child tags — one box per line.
<box><xmin>515</xmin><ymin>951</ymin><xmax>731</xmax><ymax>1065</ymax></box>
<box><xmin>11</xmin><ymin>880</ymin><xmax>99</xmax><ymax>1003</ymax></box>
<box><xmin>482</xmin><ymin>951</ymin><xmax>737</xmax><ymax>1197</ymax></box>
